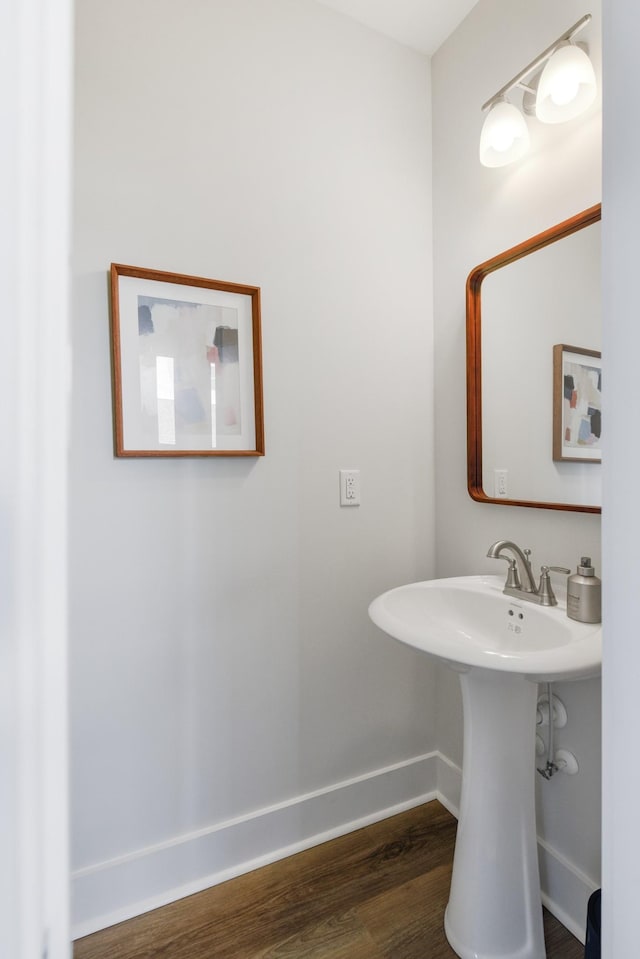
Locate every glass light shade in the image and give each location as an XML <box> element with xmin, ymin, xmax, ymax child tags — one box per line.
<box><xmin>535</xmin><ymin>44</ymin><xmax>597</xmax><ymax>124</ymax></box>
<box><xmin>479</xmin><ymin>100</ymin><xmax>530</xmax><ymax>168</ymax></box>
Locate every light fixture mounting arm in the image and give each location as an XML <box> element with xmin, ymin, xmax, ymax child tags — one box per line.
<box><xmin>481</xmin><ymin>14</ymin><xmax>592</xmax><ymax>112</ymax></box>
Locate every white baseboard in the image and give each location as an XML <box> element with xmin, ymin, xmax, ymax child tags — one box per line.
<box><xmin>435</xmin><ymin>752</ymin><xmax>462</xmax><ymax>817</ymax></box>
<box><xmin>72</xmin><ymin>749</ymin><xmax>598</xmax><ymax>944</ymax></box>
<box><xmin>538</xmin><ymin>836</ymin><xmax>599</xmax><ymax>943</ymax></box>
<box><xmin>72</xmin><ymin>751</ymin><xmax>439</xmax><ymax>940</ymax></box>
<box><xmin>435</xmin><ymin>752</ymin><xmax>598</xmax><ymax>946</ymax></box>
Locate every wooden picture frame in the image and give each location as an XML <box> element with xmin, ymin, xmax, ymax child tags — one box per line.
<box><xmin>109</xmin><ymin>263</ymin><xmax>264</xmax><ymax>457</ymax></box>
<box><xmin>552</xmin><ymin>344</ymin><xmax>601</xmax><ymax>463</ymax></box>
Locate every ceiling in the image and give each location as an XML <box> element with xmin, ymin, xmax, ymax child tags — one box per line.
<box><xmin>313</xmin><ymin>0</ymin><xmax>481</xmax><ymax>56</ymax></box>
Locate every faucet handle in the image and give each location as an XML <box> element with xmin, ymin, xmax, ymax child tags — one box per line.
<box><xmin>538</xmin><ymin>566</ymin><xmax>571</xmax><ymax>606</ymax></box>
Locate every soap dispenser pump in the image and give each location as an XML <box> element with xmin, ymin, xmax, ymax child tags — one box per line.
<box><xmin>567</xmin><ymin>557</ymin><xmax>601</xmax><ymax>624</ymax></box>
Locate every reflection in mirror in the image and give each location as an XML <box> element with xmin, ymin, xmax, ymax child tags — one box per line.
<box><xmin>466</xmin><ymin>205</ymin><xmax>601</xmax><ymax>513</ymax></box>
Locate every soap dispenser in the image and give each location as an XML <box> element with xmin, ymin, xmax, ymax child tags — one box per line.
<box><xmin>567</xmin><ymin>557</ymin><xmax>601</xmax><ymax>624</ymax></box>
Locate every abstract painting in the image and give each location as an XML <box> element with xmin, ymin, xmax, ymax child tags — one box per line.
<box><xmin>110</xmin><ymin>264</ymin><xmax>264</xmax><ymax>457</ymax></box>
<box><xmin>553</xmin><ymin>344</ymin><xmax>601</xmax><ymax>462</ymax></box>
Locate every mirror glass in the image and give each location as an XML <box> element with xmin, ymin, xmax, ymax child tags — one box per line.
<box><xmin>467</xmin><ymin>205</ymin><xmax>601</xmax><ymax>513</ymax></box>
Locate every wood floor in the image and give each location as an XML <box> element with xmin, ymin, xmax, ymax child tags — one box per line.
<box><xmin>73</xmin><ymin>801</ymin><xmax>584</xmax><ymax>959</ymax></box>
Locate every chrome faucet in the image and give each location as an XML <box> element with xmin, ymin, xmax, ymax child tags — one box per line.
<box><xmin>487</xmin><ymin>540</ymin><xmax>538</xmax><ymax>592</ymax></box>
<box><xmin>486</xmin><ymin>540</ymin><xmax>570</xmax><ymax>606</ymax></box>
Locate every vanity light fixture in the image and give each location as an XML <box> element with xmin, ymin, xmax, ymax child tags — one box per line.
<box><xmin>535</xmin><ymin>42</ymin><xmax>597</xmax><ymax>123</ymax></box>
<box><xmin>479</xmin><ymin>14</ymin><xmax>597</xmax><ymax>168</ymax></box>
<box><xmin>479</xmin><ymin>98</ymin><xmax>530</xmax><ymax>168</ymax></box>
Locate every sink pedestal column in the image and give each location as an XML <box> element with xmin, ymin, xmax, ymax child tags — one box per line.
<box><xmin>444</xmin><ymin>667</ymin><xmax>546</xmax><ymax>959</ymax></box>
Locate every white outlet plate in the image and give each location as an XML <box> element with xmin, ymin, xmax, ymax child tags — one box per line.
<box><xmin>339</xmin><ymin>469</ymin><xmax>361</xmax><ymax>506</ymax></box>
<box><xmin>494</xmin><ymin>468</ymin><xmax>508</xmax><ymax>498</ymax></box>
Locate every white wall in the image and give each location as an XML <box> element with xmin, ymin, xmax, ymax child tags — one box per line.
<box><xmin>71</xmin><ymin>0</ymin><xmax>436</xmax><ymax>935</ymax></box>
<box><xmin>602</xmin><ymin>2</ymin><xmax>640</xmax><ymax>955</ymax></box>
<box><xmin>432</xmin><ymin>0</ymin><xmax>602</xmax><ymax>937</ymax></box>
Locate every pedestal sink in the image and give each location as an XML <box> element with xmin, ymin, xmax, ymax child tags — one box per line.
<box><xmin>368</xmin><ymin>574</ymin><xmax>601</xmax><ymax>959</ymax></box>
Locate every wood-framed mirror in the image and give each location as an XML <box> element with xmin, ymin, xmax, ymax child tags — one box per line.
<box><xmin>466</xmin><ymin>204</ymin><xmax>601</xmax><ymax>513</ymax></box>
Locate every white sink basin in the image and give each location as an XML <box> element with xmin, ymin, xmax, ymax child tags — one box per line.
<box><xmin>368</xmin><ymin>574</ymin><xmax>601</xmax><ymax>682</ymax></box>
<box><xmin>368</xmin><ymin>573</ymin><xmax>602</xmax><ymax>959</ymax></box>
